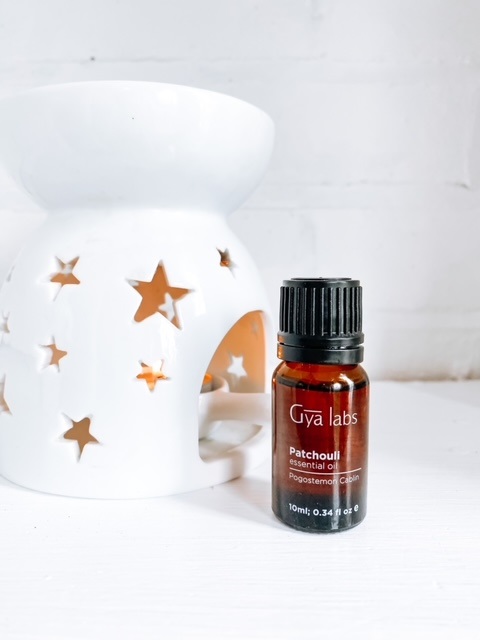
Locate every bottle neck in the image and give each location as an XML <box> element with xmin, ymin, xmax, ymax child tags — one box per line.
<box><xmin>277</xmin><ymin>343</ymin><xmax>364</xmax><ymax>365</ymax></box>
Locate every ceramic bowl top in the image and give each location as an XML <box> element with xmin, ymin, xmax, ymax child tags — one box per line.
<box><xmin>0</xmin><ymin>81</ymin><xmax>275</xmax><ymax>213</ymax></box>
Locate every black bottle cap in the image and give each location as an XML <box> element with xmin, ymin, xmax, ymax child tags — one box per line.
<box><xmin>277</xmin><ymin>278</ymin><xmax>364</xmax><ymax>364</ymax></box>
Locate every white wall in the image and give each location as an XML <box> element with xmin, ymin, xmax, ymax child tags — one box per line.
<box><xmin>1</xmin><ymin>0</ymin><xmax>480</xmax><ymax>379</ymax></box>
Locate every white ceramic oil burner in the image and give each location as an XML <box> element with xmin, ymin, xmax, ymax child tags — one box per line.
<box><xmin>0</xmin><ymin>81</ymin><xmax>274</xmax><ymax>498</ymax></box>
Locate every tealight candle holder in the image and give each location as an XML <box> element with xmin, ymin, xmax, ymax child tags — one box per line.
<box><xmin>0</xmin><ymin>81</ymin><xmax>274</xmax><ymax>498</ymax></box>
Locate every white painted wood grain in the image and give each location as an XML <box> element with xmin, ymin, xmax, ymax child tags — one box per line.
<box><xmin>0</xmin><ymin>382</ymin><xmax>478</xmax><ymax>639</ymax></box>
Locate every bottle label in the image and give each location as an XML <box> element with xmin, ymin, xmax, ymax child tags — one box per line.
<box><xmin>273</xmin><ymin>383</ymin><xmax>369</xmax><ymax>532</ymax></box>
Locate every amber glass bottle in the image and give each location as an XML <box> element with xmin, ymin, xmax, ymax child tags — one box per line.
<box><xmin>272</xmin><ymin>278</ymin><xmax>369</xmax><ymax>533</ymax></box>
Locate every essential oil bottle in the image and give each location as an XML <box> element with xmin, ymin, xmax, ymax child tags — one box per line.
<box><xmin>272</xmin><ymin>278</ymin><xmax>369</xmax><ymax>533</ymax></box>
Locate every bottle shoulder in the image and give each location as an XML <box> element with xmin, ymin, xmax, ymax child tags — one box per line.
<box><xmin>273</xmin><ymin>360</ymin><xmax>369</xmax><ymax>392</ymax></box>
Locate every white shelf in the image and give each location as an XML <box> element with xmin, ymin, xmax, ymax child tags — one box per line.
<box><xmin>0</xmin><ymin>382</ymin><xmax>479</xmax><ymax>639</ymax></box>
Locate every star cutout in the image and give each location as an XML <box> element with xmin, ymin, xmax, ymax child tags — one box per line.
<box><xmin>42</xmin><ymin>340</ymin><xmax>68</xmax><ymax>370</ymax></box>
<box><xmin>50</xmin><ymin>257</ymin><xmax>80</xmax><ymax>291</ymax></box>
<box><xmin>0</xmin><ymin>377</ymin><xmax>11</xmax><ymax>415</ymax></box>
<box><xmin>0</xmin><ymin>313</ymin><xmax>10</xmax><ymax>336</ymax></box>
<box><xmin>217</xmin><ymin>248</ymin><xmax>236</xmax><ymax>274</ymax></box>
<box><xmin>227</xmin><ymin>354</ymin><xmax>247</xmax><ymax>380</ymax></box>
<box><xmin>129</xmin><ymin>262</ymin><xmax>192</xmax><ymax>329</ymax></box>
<box><xmin>62</xmin><ymin>416</ymin><xmax>99</xmax><ymax>460</ymax></box>
<box><xmin>136</xmin><ymin>361</ymin><xmax>169</xmax><ymax>391</ymax></box>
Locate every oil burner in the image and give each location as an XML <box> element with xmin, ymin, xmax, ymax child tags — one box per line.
<box><xmin>0</xmin><ymin>81</ymin><xmax>274</xmax><ymax>498</ymax></box>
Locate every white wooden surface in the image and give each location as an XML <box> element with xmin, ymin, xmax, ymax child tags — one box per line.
<box><xmin>0</xmin><ymin>381</ymin><xmax>479</xmax><ymax>639</ymax></box>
